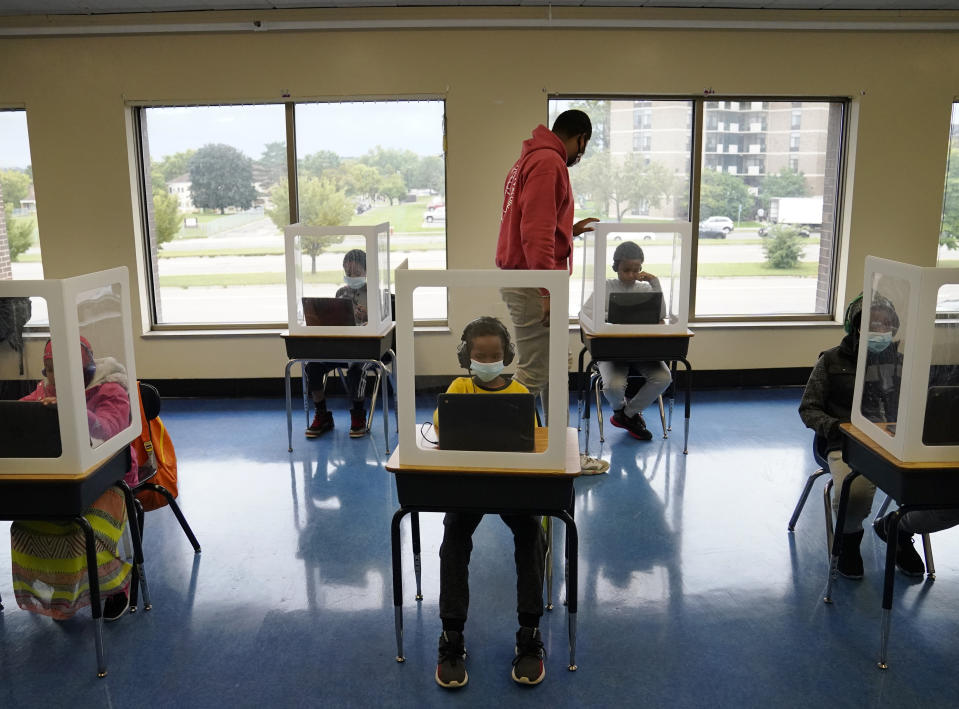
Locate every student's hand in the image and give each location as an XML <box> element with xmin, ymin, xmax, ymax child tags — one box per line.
<box><xmin>355</xmin><ymin>305</ymin><xmax>368</xmax><ymax>322</ymax></box>
<box><xmin>572</xmin><ymin>218</ymin><xmax>600</xmax><ymax>236</ymax></box>
<box><xmin>40</xmin><ymin>396</ymin><xmax>57</xmax><ymax>407</ymax></box>
<box><xmin>637</xmin><ymin>271</ymin><xmax>655</xmax><ymax>282</ymax></box>
<box><xmin>540</xmin><ymin>295</ymin><xmax>551</xmax><ymax>327</ymax></box>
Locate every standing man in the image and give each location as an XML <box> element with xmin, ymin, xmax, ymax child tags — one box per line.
<box><xmin>496</xmin><ymin>109</ymin><xmax>608</xmax><ymax>473</ymax></box>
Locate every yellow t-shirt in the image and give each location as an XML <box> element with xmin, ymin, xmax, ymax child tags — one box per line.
<box><xmin>432</xmin><ymin>376</ymin><xmax>530</xmax><ymax>430</ymax></box>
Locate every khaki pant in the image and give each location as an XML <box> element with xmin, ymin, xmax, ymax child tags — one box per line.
<box><xmin>828</xmin><ymin>450</ymin><xmax>877</xmax><ymax>533</ymax></box>
<box><xmin>500</xmin><ymin>287</ymin><xmax>551</xmax><ymax>400</ymax></box>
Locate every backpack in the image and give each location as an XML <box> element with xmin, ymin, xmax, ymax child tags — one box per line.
<box><xmin>0</xmin><ymin>296</ymin><xmax>32</xmax><ymax>375</ymax></box>
<box><xmin>131</xmin><ymin>388</ymin><xmax>179</xmax><ymax>512</ymax></box>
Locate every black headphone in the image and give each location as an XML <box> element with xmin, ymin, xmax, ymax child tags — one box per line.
<box><xmin>42</xmin><ymin>339</ymin><xmax>97</xmax><ymax>386</ymax></box>
<box><xmin>843</xmin><ymin>293</ymin><xmax>863</xmax><ymax>335</ymax></box>
<box><xmin>456</xmin><ymin>316</ymin><xmax>515</xmax><ymax>369</ymax></box>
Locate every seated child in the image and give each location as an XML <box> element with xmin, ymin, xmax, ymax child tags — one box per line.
<box><xmin>305</xmin><ymin>248</ymin><xmax>376</xmax><ymax>439</ymax></box>
<box><xmin>12</xmin><ymin>336</ymin><xmax>136</xmax><ymax>621</ymax></box>
<box><xmin>582</xmin><ymin>241</ymin><xmax>672</xmax><ymax>441</ymax></box>
<box><xmin>434</xmin><ymin>316</ymin><xmax>547</xmax><ymax>689</ymax></box>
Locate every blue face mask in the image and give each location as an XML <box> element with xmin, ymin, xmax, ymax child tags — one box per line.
<box><xmin>470</xmin><ymin>360</ymin><xmax>505</xmax><ymax>382</ymax></box>
<box><xmin>344</xmin><ymin>276</ymin><xmax>366</xmax><ymax>290</ymax></box>
<box><xmin>867</xmin><ymin>332</ymin><xmax>894</xmax><ymax>353</ymax></box>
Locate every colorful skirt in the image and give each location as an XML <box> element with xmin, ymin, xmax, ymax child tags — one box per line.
<box><xmin>10</xmin><ymin>487</ymin><xmax>132</xmax><ymax>620</ymax></box>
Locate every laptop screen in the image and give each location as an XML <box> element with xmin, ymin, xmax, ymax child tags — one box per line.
<box><xmin>923</xmin><ymin>386</ymin><xmax>959</xmax><ymax>446</ymax></box>
<box><xmin>607</xmin><ymin>291</ymin><xmax>663</xmax><ymax>325</ymax></box>
<box><xmin>302</xmin><ymin>297</ymin><xmax>356</xmax><ymax>327</ymax></box>
<box><xmin>436</xmin><ymin>393</ymin><xmax>535</xmax><ymax>452</ymax></box>
<box><xmin>0</xmin><ymin>400</ymin><xmax>63</xmax><ymax>458</ymax></box>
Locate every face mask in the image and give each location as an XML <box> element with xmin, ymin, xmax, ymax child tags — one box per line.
<box><xmin>566</xmin><ymin>136</ymin><xmax>585</xmax><ymax>167</ymax></box>
<box><xmin>867</xmin><ymin>332</ymin><xmax>894</xmax><ymax>353</ymax></box>
<box><xmin>344</xmin><ymin>276</ymin><xmax>366</xmax><ymax>290</ymax></box>
<box><xmin>470</xmin><ymin>360</ymin><xmax>505</xmax><ymax>382</ymax></box>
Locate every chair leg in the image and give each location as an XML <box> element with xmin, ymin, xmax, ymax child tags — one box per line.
<box><xmin>874</xmin><ymin>494</ymin><xmax>893</xmax><ymax>521</ymax></box>
<box><xmin>367</xmin><ymin>367</ymin><xmax>382</xmax><ymax>431</ymax></box>
<box><xmin>788</xmin><ymin>468</ymin><xmax>827</xmax><ymax>531</ymax></box>
<box><xmin>921</xmin><ymin>533</ymin><xmax>935</xmax><ymax>578</ymax></box>
<box><xmin>544</xmin><ymin>516</ymin><xmax>554</xmax><ymax>611</ymax></box>
<box><xmin>140</xmin><ymin>483</ymin><xmax>201</xmax><ymax>553</ymax></box>
<box><xmin>657</xmin><ymin>395</ymin><xmax>667</xmax><ymax>439</ymax></box>
<box><xmin>823</xmin><ymin>478</ymin><xmax>835</xmax><ymax>560</ymax></box>
<box><xmin>592</xmin><ymin>373</ymin><xmax>604</xmax><ymax>442</ymax></box>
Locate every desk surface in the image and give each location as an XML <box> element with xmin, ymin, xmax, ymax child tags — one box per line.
<box><xmin>386</xmin><ymin>427</ymin><xmax>581</xmax><ymax>477</ymax></box>
<box><xmin>282</xmin><ymin>326</ymin><xmax>394</xmax><ymax>341</ymax></box>
<box><xmin>840</xmin><ymin>423</ymin><xmax>959</xmax><ymax>471</ymax></box>
<box><xmin>581</xmin><ymin>324</ymin><xmax>694</xmax><ymax>340</ymax></box>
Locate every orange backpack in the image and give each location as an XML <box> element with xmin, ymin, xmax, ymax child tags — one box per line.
<box><xmin>132</xmin><ymin>389</ymin><xmax>179</xmax><ymax>511</ymax></box>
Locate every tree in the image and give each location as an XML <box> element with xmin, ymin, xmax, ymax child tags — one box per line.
<box><xmin>266</xmin><ymin>177</ymin><xmax>354</xmax><ymax>273</ymax></box>
<box><xmin>762</xmin><ymin>224</ymin><xmax>804</xmax><ymax>269</ymax></box>
<box><xmin>361</xmin><ymin>146</ymin><xmax>419</xmax><ymax>187</ymax></box>
<box><xmin>300</xmin><ymin>150</ymin><xmax>341</xmax><ymax>181</ymax></box>
<box><xmin>256</xmin><ymin>141</ymin><xmax>288</xmax><ymax>188</ymax></box>
<box><xmin>5</xmin><ymin>214</ymin><xmax>34</xmax><ymax>261</ymax></box>
<box><xmin>153</xmin><ymin>150</ymin><xmax>196</xmax><ymax>183</ymax></box>
<box><xmin>152</xmin><ymin>190</ymin><xmax>181</xmax><ymax>248</ymax></box>
<box><xmin>758</xmin><ymin>167</ymin><xmax>808</xmax><ymax>215</ymax></box>
<box><xmin>571</xmin><ymin>153</ymin><xmax>674</xmax><ymax>220</ymax></box>
<box><xmin>379</xmin><ymin>172</ymin><xmax>407</xmax><ymax>206</ymax></box>
<box><xmin>412</xmin><ymin>155</ymin><xmax>444</xmax><ymax>195</ymax></box>
<box><xmin>941</xmin><ymin>144</ymin><xmax>959</xmax><ymax>251</ymax></box>
<box><xmin>700</xmin><ymin>169</ymin><xmax>754</xmax><ymax>221</ymax></box>
<box><xmin>0</xmin><ymin>170</ymin><xmax>30</xmax><ymax>209</ymax></box>
<box><xmin>345</xmin><ymin>162</ymin><xmax>381</xmax><ymax>203</ymax></box>
<box><xmin>188</xmin><ymin>144</ymin><xmax>256</xmax><ymax>214</ymax></box>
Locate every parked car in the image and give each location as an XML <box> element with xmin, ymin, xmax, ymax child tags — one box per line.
<box><xmin>701</xmin><ymin>216</ymin><xmax>734</xmax><ymax>233</ymax></box>
<box><xmin>698</xmin><ymin>223</ymin><xmax>727</xmax><ymax>239</ymax></box>
<box><xmin>758</xmin><ymin>222</ymin><xmax>811</xmax><ymax>237</ymax></box>
<box><xmin>425</xmin><ymin>205</ymin><xmax>446</xmax><ymax>223</ymax></box>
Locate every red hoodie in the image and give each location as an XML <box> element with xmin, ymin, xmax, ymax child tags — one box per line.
<box><xmin>495</xmin><ymin>125</ymin><xmax>574</xmax><ymax>273</ymax></box>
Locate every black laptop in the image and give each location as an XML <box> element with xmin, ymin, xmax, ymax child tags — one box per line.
<box><xmin>922</xmin><ymin>386</ymin><xmax>959</xmax><ymax>446</ymax></box>
<box><xmin>436</xmin><ymin>393</ymin><xmax>536</xmax><ymax>452</ymax></box>
<box><xmin>0</xmin><ymin>400</ymin><xmax>62</xmax><ymax>458</ymax></box>
<box><xmin>303</xmin><ymin>297</ymin><xmax>356</xmax><ymax>327</ymax></box>
<box><xmin>607</xmin><ymin>291</ymin><xmax>663</xmax><ymax>325</ymax></box>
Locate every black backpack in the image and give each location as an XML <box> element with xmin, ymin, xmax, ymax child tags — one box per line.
<box><xmin>0</xmin><ymin>296</ymin><xmax>32</xmax><ymax>375</ymax></box>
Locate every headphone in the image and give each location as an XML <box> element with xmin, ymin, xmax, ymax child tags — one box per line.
<box><xmin>843</xmin><ymin>293</ymin><xmax>863</xmax><ymax>334</ymax></box>
<box><xmin>456</xmin><ymin>316</ymin><xmax>515</xmax><ymax>369</ymax></box>
<box><xmin>42</xmin><ymin>338</ymin><xmax>97</xmax><ymax>386</ymax></box>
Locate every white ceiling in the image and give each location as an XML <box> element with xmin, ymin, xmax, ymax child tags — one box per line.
<box><xmin>2</xmin><ymin>0</ymin><xmax>959</xmax><ymax>16</ymax></box>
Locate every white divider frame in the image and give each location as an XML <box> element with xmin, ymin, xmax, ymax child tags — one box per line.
<box><xmin>851</xmin><ymin>256</ymin><xmax>959</xmax><ymax>462</ymax></box>
<box><xmin>579</xmin><ymin>221</ymin><xmax>691</xmax><ymax>335</ymax></box>
<box><xmin>284</xmin><ymin>222</ymin><xmax>391</xmax><ymax>336</ymax></box>
<box><xmin>395</xmin><ymin>269</ymin><xmax>568</xmax><ymax>471</ymax></box>
<box><xmin>0</xmin><ymin>267</ymin><xmax>140</xmax><ymax>476</ymax></box>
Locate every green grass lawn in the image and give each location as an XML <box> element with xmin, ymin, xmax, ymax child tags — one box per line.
<box><xmin>352</xmin><ymin>197</ymin><xmax>444</xmax><ymax>233</ymax></box>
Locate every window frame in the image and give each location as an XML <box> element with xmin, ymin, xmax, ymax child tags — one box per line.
<box><xmin>549</xmin><ymin>94</ymin><xmax>850</xmax><ymax>324</ymax></box>
<box><xmin>132</xmin><ymin>99</ymin><xmax>448</xmax><ymax>332</ymax></box>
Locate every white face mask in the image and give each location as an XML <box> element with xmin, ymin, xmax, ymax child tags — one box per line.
<box><xmin>470</xmin><ymin>360</ymin><xmax>505</xmax><ymax>382</ymax></box>
<box><xmin>867</xmin><ymin>332</ymin><xmax>894</xmax><ymax>353</ymax></box>
<box><xmin>344</xmin><ymin>276</ymin><xmax>366</xmax><ymax>290</ymax></box>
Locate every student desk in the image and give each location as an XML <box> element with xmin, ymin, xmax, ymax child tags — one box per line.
<box><xmin>577</xmin><ymin>324</ymin><xmax>694</xmax><ymax>454</ymax></box>
<box><xmin>824</xmin><ymin>423</ymin><xmax>959</xmax><ymax>669</ymax></box>
<box><xmin>385</xmin><ymin>428</ymin><xmax>583</xmax><ymax>670</ymax></box>
<box><xmin>282</xmin><ymin>329</ymin><xmax>396</xmax><ymax>453</ymax></box>
<box><xmin>0</xmin><ymin>449</ymin><xmax>152</xmax><ymax>678</ymax></box>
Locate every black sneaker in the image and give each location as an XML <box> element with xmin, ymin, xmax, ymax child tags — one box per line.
<box><xmin>349</xmin><ymin>408</ymin><xmax>368</xmax><ymax>438</ymax></box>
<box><xmin>511</xmin><ymin>626</ymin><xmax>545</xmax><ymax>686</ymax></box>
<box><xmin>103</xmin><ymin>591</ymin><xmax>129</xmax><ymax>622</ymax></box>
<box><xmin>873</xmin><ymin>514</ymin><xmax>925</xmax><ymax>577</ymax></box>
<box><xmin>436</xmin><ymin>631</ymin><xmax>468</xmax><ymax>689</ymax></box>
<box><xmin>836</xmin><ymin>530</ymin><xmax>864</xmax><ymax>580</ymax></box>
<box><xmin>609</xmin><ymin>409</ymin><xmax>652</xmax><ymax>441</ymax></box>
<box><xmin>305</xmin><ymin>410</ymin><xmax>334</xmax><ymax>438</ymax></box>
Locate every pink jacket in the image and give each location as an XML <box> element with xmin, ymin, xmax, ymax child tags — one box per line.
<box><xmin>496</xmin><ymin>125</ymin><xmax>575</xmax><ymax>273</ymax></box>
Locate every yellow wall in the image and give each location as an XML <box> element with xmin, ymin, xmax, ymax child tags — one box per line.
<box><xmin>1</xmin><ymin>9</ymin><xmax>956</xmax><ymax>379</ymax></box>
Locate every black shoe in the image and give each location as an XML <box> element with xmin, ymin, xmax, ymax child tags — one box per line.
<box><xmin>103</xmin><ymin>591</ymin><xmax>129</xmax><ymax>622</ymax></box>
<box><xmin>349</xmin><ymin>408</ymin><xmax>369</xmax><ymax>438</ymax></box>
<box><xmin>305</xmin><ymin>410</ymin><xmax>334</xmax><ymax>438</ymax></box>
<box><xmin>836</xmin><ymin>530</ymin><xmax>864</xmax><ymax>579</ymax></box>
<box><xmin>873</xmin><ymin>514</ymin><xmax>925</xmax><ymax>577</ymax></box>
<box><xmin>511</xmin><ymin>626</ymin><xmax>545</xmax><ymax>685</ymax></box>
<box><xmin>609</xmin><ymin>409</ymin><xmax>652</xmax><ymax>442</ymax></box>
<box><xmin>436</xmin><ymin>631</ymin><xmax>468</xmax><ymax>688</ymax></box>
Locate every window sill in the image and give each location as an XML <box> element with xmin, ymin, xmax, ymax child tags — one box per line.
<box><xmin>141</xmin><ymin>324</ymin><xmax>453</xmax><ymax>337</ymax></box>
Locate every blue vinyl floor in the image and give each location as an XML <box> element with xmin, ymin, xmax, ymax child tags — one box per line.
<box><xmin>2</xmin><ymin>388</ymin><xmax>959</xmax><ymax>708</ymax></box>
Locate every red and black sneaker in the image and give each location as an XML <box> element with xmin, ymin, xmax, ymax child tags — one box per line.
<box><xmin>609</xmin><ymin>409</ymin><xmax>652</xmax><ymax>441</ymax></box>
<box><xmin>305</xmin><ymin>410</ymin><xmax>334</xmax><ymax>438</ymax></box>
<box><xmin>349</xmin><ymin>408</ymin><xmax>368</xmax><ymax>438</ymax></box>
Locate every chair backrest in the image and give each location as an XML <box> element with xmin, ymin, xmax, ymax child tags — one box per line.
<box><xmin>812</xmin><ymin>433</ymin><xmax>829</xmax><ymax>468</ymax></box>
<box><xmin>139</xmin><ymin>382</ymin><xmax>161</xmax><ymax>421</ymax></box>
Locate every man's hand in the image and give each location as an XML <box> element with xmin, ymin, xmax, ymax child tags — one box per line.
<box><xmin>572</xmin><ymin>218</ymin><xmax>600</xmax><ymax>236</ymax></box>
<box><xmin>540</xmin><ymin>295</ymin><xmax>551</xmax><ymax>327</ymax></box>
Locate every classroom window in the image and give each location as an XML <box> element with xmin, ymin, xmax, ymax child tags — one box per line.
<box><xmin>551</xmin><ymin>97</ymin><xmax>847</xmax><ymax>321</ymax></box>
<box><xmin>135</xmin><ymin>100</ymin><xmax>446</xmax><ymax>327</ymax></box>
<box><xmin>938</xmin><ymin>102</ymin><xmax>959</xmax><ymax>267</ymax></box>
<box><xmin>0</xmin><ymin>110</ymin><xmax>42</xmax><ymax>284</ymax></box>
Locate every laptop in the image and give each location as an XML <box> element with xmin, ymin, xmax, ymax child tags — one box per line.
<box><xmin>437</xmin><ymin>393</ymin><xmax>536</xmax><ymax>452</ymax></box>
<box><xmin>303</xmin><ymin>297</ymin><xmax>356</xmax><ymax>327</ymax></box>
<box><xmin>607</xmin><ymin>291</ymin><xmax>663</xmax><ymax>325</ymax></box>
<box><xmin>0</xmin><ymin>400</ymin><xmax>62</xmax><ymax>458</ymax></box>
<box><xmin>922</xmin><ymin>386</ymin><xmax>959</xmax><ymax>446</ymax></box>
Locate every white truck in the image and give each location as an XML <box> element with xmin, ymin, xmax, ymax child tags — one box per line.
<box><xmin>759</xmin><ymin>196</ymin><xmax>823</xmax><ymax>237</ymax></box>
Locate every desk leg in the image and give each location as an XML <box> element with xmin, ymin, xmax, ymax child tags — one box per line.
<box><xmin>380</xmin><ymin>361</ymin><xmax>391</xmax><ymax>454</ymax></box>
<box><xmin>679</xmin><ymin>358</ymin><xmax>692</xmax><ymax>455</ymax></box>
<box><xmin>118</xmin><ymin>481</ymin><xmax>152</xmax><ymax>612</ymax></box>
<box><xmin>75</xmin><ymin>515</ymin><xmax>107</xmax><ymax>678</ymax></box>
<box><xmin>922</xmin><ymin>533</ymin><xmax>936</xmax><ymax>578</ymax></box>
<box><xmin>386</xmin><ymin>350</ymin><xmax>399</xmax><ymax>435</ymax></box>
<box><xmin>576</xmin><ymin>347</ymin><xmax>587</xmax><ymax>432</ymax></box>
<box><xmin>390</xmin><ymin>508</ymin><xmax>407</xmax><ymax>663</ymax></box>
<box><xmin>411</xmin><ymin>511</ymin><xmax>423</xmax><ymax>601</ymax></box>
<box><xmin>545</xmin><ymin>516</ymin><xmax>554</xmax><ymax>611</ymax></box>
<box><xmin>582</xmin><ymin>371</ymin><xmax>592</xmax><ymax>455</ymax></box>
<box><xmin>878</xmin><ymin>507</ymin><xmax>904</xmax><ymax>670</ymax></box>
<box><xmin>667</xmin><ymin>361</ymin><xmax>676</xmax><ymax>432</ymax></box>
<box><xmin>285</xmin><ymin>359</ymin><xmax>296</xmax><ymax>452</ymax></box>
<box><xmin>557</xmin><ymin>510</ymin><xmax>578</xmax><ymax>671</ymax></box>
<box><xmin>823</xmin><ymin>470</ymin><xmax>860</xmax><ymax>604</ymax></box>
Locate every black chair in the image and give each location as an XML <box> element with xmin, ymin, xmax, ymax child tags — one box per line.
<box><xmin>132</xmin><ymin>383</ymin><xmax>200</xmax><ymax>555</ymax></box>
<box><xmin>578</xmin><ymin>361</ymin><xmax>667</xmax><ymax>455</ymax></box>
